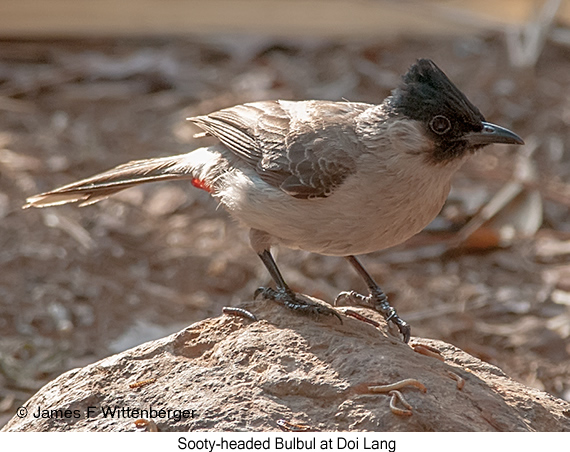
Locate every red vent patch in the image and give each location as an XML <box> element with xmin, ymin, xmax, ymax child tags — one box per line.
<box><xmin>191</xmin><ymin>178</ymin><xmax>212</xmax><ymax>193</ymax></box>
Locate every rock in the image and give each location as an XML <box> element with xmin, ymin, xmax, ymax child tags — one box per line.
<box><xmin>3</xmin><ymin>297</ymin><xmax>570</xmax><ymax>432</ymax></box>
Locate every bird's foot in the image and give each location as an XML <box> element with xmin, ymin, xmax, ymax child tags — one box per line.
<box><xmin>255</xmin><ymin>286</ymin><xmax>342</xmax><ymax>323</ymax></box>
<box><xmin>335</xmin><ymin>289</ymin><xmax>410</xmax><ymax>343</ymax></box>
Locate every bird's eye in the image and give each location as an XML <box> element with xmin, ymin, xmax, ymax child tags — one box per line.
<box><xmin>429</xmin><ymin>115</ymin><xmax>451</xmax><ymax>135</ymax></box>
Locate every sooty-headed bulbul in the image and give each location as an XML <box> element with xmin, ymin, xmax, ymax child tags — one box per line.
<box><xmin>24</xmin><ymin>59</ymin><xmax>524</xmax><ymax>342</ymax></box>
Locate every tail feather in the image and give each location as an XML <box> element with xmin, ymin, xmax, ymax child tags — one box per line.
<box><xmin>24</xmin><ymin>154</ymin><xmax>194</xmax><ymax>209</ymax></box>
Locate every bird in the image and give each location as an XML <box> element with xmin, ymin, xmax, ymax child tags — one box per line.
<box><xmin>24</xmin><ymin>59</ymin><xmax>524</xmax><ymax>343</ymax></box>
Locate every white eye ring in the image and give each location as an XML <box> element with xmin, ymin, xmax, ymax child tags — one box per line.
<box><xmin>430</xmin><ymin>115</ymin><xmax>451</xmax><ymax>135</ymax></box>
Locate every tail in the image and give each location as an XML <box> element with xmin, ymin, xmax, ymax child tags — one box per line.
<box><xmin>24</xmin><ymin>153</ymin><xmax>197</xmax><ymax>209</ymax></box>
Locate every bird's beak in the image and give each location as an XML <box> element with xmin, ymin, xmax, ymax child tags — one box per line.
<box><xmin>466</xmin><ymin>122</ymin><xmax>524</xmax><ymax>146</ymax></box>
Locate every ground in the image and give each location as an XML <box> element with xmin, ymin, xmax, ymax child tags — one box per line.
<box><xmin>0</xmin><ymin>34</ymin><xmax>569</xmax><ymax>428</ymax></box>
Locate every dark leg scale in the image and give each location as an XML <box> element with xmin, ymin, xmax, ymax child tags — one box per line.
<box><xmin>336</xmin><ymin>256</ymin><xmax>411</xmax><ymax>343</ymax></box>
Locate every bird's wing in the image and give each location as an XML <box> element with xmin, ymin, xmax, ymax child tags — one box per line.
<box><xmin>188</xmin><ymin>100</ymin><xmax>371</xmax><ymax>199</ymax></box>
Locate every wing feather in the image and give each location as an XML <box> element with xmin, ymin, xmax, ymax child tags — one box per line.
<box><xmin>188</xmin><ymin>100</ymin><xmax>372</xmax><ymax>198</ymax></box>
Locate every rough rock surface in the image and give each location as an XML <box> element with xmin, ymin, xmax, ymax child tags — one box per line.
<box><xmin>3</xmin><ymin>297</ymin><xmax>570</xmax><ymax>432</ymax></box>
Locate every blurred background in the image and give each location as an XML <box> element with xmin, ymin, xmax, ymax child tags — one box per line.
<box><xmin>1</xmin><ymin>0</ymin><xmax>570</xmax><ymax>428</ymax></box>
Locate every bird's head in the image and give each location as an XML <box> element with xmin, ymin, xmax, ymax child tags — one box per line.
<box><xmin>388</xmin><ymin>59</ymin><xmax>523</xmax><ymax>164</ymax></box>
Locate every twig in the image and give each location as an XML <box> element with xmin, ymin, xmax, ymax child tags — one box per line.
<box><xmin>446</xmin><ymin>371</ymin><xmax>466</xmax><ymax>390</ymax></box>
<box><xmin>222</xmin><ymin>306</ymin><xmax>258</xmax><ymax>321</ymax></box>
<box><xmin>344</xmin><ymin>309</ymin><xmax>381</xmax><ymax>327</ymax></box>
<box><xmin>129</xmin><ymin>378</ymin><xmax>157</xmax><ymax>389</ymax></box>
<box><xmin>276</xmin><ymin>419</ymin><xmax>313</xmax><ymax>432</ymax></box>
<box><xmin>368</xmin><ymin>378</ymin><xmax>427</xmax><ymax>394</ymax></box>
<box><xmin>388</xmin><ymin>390</ymin><xmax>413</xmax><ymax>416</ymax></box>
<box><xmin>133</xmin><ymin>419</ymin><xmax>158</xmax><ymax>432</ymax></box>
<box><xmin>412</xmin><ymin>344</ymin><xmax>445</xmax><ymax>361</ymax></box>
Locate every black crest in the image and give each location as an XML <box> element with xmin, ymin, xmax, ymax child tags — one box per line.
<box><xmin>393</xmin><ymin>59</ymin><xmax>484</xmax><ymax>126</ymax></box>
<box><xmin>389</xmin><ymin>59</ymin><xmax>488</xmax><ymax>161</ymax></box>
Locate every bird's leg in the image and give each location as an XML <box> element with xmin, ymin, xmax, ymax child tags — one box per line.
<box><xmin>335</xmin><ymin>255</ymin><xmax>411</xmax><ymax>342</ymax></box>
<box><xmin>254</xmin><ymin>249</ymin><xmax>341</xmax><ymax>322</ymax></box>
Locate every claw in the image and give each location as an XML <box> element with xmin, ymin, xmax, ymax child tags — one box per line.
<box><xmin>334</xmin><ymin>290</ymin><xmax>362</xmax><ymax>306</ymax></box>
<box><xmin>392</xmin><ymin>317</ymin><xmax>411</xmax><ymax>344</ymax></box>
<box><xmin>335</xmin><ymin>290</ymin><xmax>410</xmax><ymax>343</ymax></box>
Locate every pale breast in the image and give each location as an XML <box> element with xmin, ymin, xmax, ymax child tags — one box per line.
<box><xmin>216</xmin><ymin>161</ymin><xmax>455</xmax><ymax>256</ymax></box>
